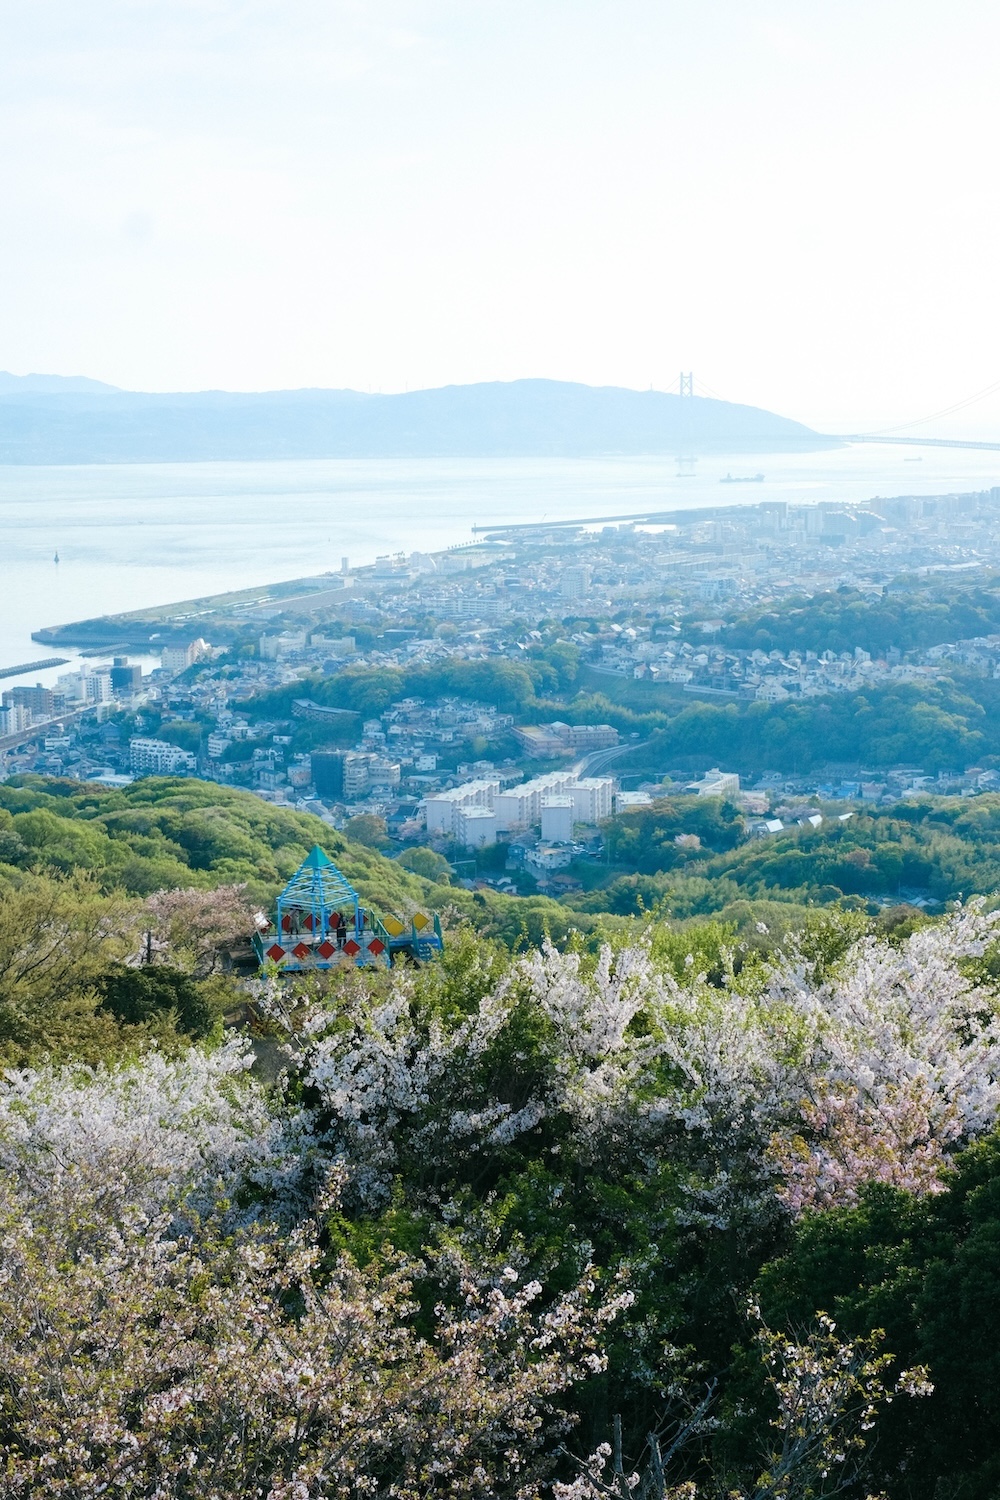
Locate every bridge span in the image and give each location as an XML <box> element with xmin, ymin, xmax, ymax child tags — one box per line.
<box><xmin>838</xmin><ymin>433</ymin><xmax>1000</xmax><ymax>452</ymax></box>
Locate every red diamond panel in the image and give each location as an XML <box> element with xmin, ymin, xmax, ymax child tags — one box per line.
<box><xmin>266</xmin><ymin>944</ymin><xmax>285</xmax><ymax>962</ymax></box>
<box><xmin>280</xmin><ymin>915</ymin><xmax>293</xmax><ymax>933</ymax></box>
<box><xmin>317</xmin><ymin>940</ymin><xmax>336</xmax><ymax>960</ymax></box>
<box><xmin>342</xmin><ymin>939</ymin><xmax>360</xmax><ymax>957</ymax></box>
<box><xmin>293</xmin><ymin>942</ymin><xmax>311</xmax><ymax>960</ymax></box>
<box><xmin>303</xmin><ymin>913</ymin><xmax>315</xmax><ymax>931</ymax></box>
<box><xmin>367</xmin><ymin>938</ymin><xmax>385</xmax><ymax>955</ymax></box>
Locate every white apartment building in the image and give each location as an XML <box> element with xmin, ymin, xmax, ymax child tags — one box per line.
<box><xmin>494</xmin><ymin>771</ymin><xmax>578</xmax><ymax>831</ymax></box>
<box><xmin>570</xmin><ymin>777</ymin><xmax>614</xmax><ymax>824</ymax></box>
<box><xmin>55</xmin><ymin>667</ymin><xmax>88</xmax><ymax>703</ymax></box>
<box><xmin>161</xmin><ymin>639</ymin><xmax>210</xmax><ymax>675</ymax></box>
<box><xmin>207</xmin><ymin>732</ymin><xmax>232</xmax><ymax>759</ymax></box>
<box><xmin>129</xmin><ymin>737</ymin><xmax>198</xmax><ymax>775</ymax></box>
<box><xmin>540</xmin><ymin>797</ymin><xmax>574</xmax><ymax>843</ymax></box>
<box><xmin>366</xmin><ymin>755</ymin><xmax>401</xmax><ymax>789</ymax></box>
<box><xmin>55</xmin><ymin>661</ymin><xmax>110</xmax><ymax>704</ymax></box>
<box><xmin>0</xmin><ymin>704</ymin><xmax>31</xmax><ymax>736</ymax></box>
<box><xmin>427</xmin><ymin>770</ymin><xmax>614</xmax><ymax>839</ymax></box>
<box><xmin>687</xmin><ymin>768</ymin><xmax>741</xmax><ymax>798</ymax></box>
<box><xmin>310</xmin><ymin>634</ymin><xmax>356</xmax><ymax>656</ymax></box>
<box><xmin>425</xmin><ymin>778</ymin><xmax>501</xmax><ymax>836</ymax></box>
<box><xmin>343</xmin><ymin>752</ymin><xmax>374</xmax><ymax>799</ymax></box>
<box><xmin>258</xmin><ymin>632</ymin><xmax>307</xmax><ymax>662</ymax></box>
<box><xmin>455</xmin><ymin>806</ymin><xmax>498</xmax><ymax>848</ymax></box>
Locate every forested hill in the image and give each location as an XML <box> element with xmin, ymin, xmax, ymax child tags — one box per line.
<box><xmin>718</xmin><ymin>575</ymin><xmax>1000</xmax><ymax>656</ymax></box>
<box><xmin>0</xmin><ymin>376</ymin><xmax>826</xmax><ymax>462</ymax></box>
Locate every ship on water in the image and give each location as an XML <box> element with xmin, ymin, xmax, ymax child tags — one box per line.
<box><xmin>720</xmin><ymin>472</ymin><xmax>764</xmax><ymax>483</ymax></box>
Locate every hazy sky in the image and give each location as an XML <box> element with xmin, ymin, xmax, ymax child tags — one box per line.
<box><xmin>3</xmin><ymin>1</ymin><xmax>1000</xmax><ymax>434</ymax></box>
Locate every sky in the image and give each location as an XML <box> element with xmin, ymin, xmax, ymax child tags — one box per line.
<box><xmin>2</xmin><ymin>1</ymin><xmax>1000</xmax><ymax>436</ymax></box>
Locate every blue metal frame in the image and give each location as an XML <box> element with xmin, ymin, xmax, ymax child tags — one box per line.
<box><xmin>252</xmin><ymin>844</ymin><xmax>443</xmax><ymax>972</ymax></box>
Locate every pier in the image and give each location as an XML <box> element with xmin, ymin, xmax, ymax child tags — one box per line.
<box><xmin>0</xmin><ymin>656</ymin><xmax>69</xmax><ymax>680</ymax></box>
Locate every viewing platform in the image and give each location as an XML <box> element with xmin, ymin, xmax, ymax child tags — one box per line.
<box><xmin>252</xmin><ymin>845</ymin><xmax>444</xmax><ymax>972</ymax></box>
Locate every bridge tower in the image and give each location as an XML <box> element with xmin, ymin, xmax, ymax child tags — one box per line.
<box><xmin>678</xmin><ymin>372</ymin><xmax>694</xmax><ymax>397</ymax></box>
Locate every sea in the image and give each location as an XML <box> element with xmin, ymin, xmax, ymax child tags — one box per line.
<box><xmin>1</xmin><ymin>444</ymin><xmax>999</xmax><ymax>691</ymax></box>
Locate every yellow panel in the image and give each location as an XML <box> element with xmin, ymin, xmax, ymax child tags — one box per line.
<box><xmin>382</xmin><ymin>913</ymin><xmax>405</xmax><ymax>937</ymax></box>
<box><xmin>412</xmin><ymin>911</ymin><xmax>430</xmax><ymax>931</ymax></box>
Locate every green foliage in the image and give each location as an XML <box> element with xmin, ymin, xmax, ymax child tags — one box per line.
<box><xmin>95</xmin><ymin>962</ymin><xmax>218</xmax><ymax>1037</ymax></box>
<box><xmin>343</xmin><ymin>813</ymin><xmax>389</xmax><ymax>849</ymax></box>
<box><xmin>246</xmin><ymin>656</ymin><xmax>540</xmax><ymax>721</ymax></box>
<box><xmin>157</xmin><ymin>719</ymin><xmax>203</xmax><ymax>753</ymax></box>
<box><xmin>603</xmin><ymin>795</ymin><xmax>746</xmax><ymax>874</ymax></box>
<box><xmin>624</xmin><ymin>678</ymin><xmax>993</xmax><ymax>774</ymax></box>
<box><xmin>747</xmin><ymin>1136</ymin><xmax>1000</xmax><ymax>1500</ymax></box>
<box><xmin>573</xmin><ymin>795</ymin><xmax>1000</xmax><ymax>920</ymax></box>
<box><xmin>720</xmin><ymin>574</ymin><xmax>1000</xmax><ymax>657</ymax></box>
<box><xmin>0</xmin><ymin>873</ymin><xmax>168</xmax><ymax>1065</ymax></box>
<box><xmin>530</xmin><ymin>640</ymin><xmax>581</xmax><ymax>691</ymax></box>
<box><xmin>397</xmin><ymin>846</ymin><xmax>453</xmax><ymax>882</ymax></box>
<box><xmin>0</xmin><ymin>778</ymin><xmax>626</xmax><ymax>1016</ymax></box>
<box><xmin>0</xmin><ymin>776</ymin><xmax>435</xmax><ymax>913</ymax></box>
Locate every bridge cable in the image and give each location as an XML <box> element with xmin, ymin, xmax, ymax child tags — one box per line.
<box><xmin>862</xmin><ymin>374</ymin><xmax>1000</xmax><ymax>436</ymax></box>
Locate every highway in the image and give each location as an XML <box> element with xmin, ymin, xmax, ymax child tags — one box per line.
<box><xmin>573</xmin><ymin>740</ymin><xmax>649</xmax><ymax>777</ymax></box>
<box><xmin>0</xmin><ymin>704</ymin><xmax>95</xmax><ymax>753</ymax></box>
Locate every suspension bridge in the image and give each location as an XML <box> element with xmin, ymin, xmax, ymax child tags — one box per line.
<box><xmin>677</xmin><ymin>371</ymin><xmax>1000</xmax><ymax>453</ymax></box>
<box><xmin>837</xmin><ymin>433</ymin><xmax>1000</xmax><ymax>452</ymax></box>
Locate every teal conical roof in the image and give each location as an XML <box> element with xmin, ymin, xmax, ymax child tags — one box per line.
<box><xmin>279</xmin><ymin>846</ymin><xmax>359</xmax><ymax>908</ymax></box>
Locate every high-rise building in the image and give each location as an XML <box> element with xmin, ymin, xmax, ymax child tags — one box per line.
<box><xmin>312</xmin><ymin>751</ymin><xmax>346</xmax><ymax>798</ymax></box>
<box><xmin>207</xmin><ymin>732</ymin><xmax>233</xmax><ymax>759</ymax></box>
<box><xmin>560</xmin><ymin>565</ymin><xmax>592</xmax><ymax>600</ymax></box>
<box><xmin>2</xmin><ymin>683</ymin><xmax>55</xmax><ymax>717</ymax></box>
<box><xmin>258</xmin><ymin>632</ymin><xmax>306</xmax><ymax>661</ymax></box>
<box><xmin>570</xmin><ymin>777</ymin><xmax>614</xmax><ymax>824</ymax></box>
<box><xmin>110</xmin><ymin>657</ymin><xmax>143</xmax><ymax>693</ymax></box>
<box><xmin>342</xmin><ymin>752</ymin><xmax>374</xmax><ymax>799</ymax></box>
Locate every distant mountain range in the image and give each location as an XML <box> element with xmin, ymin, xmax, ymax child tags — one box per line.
<box><xmin>0</xmin><ymin>375</ymin><xmax>830</xmax><ymax>462</ymax></box>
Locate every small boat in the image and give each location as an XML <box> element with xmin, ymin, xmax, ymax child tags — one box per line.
<box><xmin>720</xmin><ymin>473</ymin><xmax>765</xmax><ymax>483</ymax></box>
<box><xmin>53</xmin><ymin>551</ymin><xmax>59</xmax><ymax>563</ymax></box>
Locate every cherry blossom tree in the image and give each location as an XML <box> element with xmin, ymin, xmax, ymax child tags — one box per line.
<box><xmin>275</xmin><ymin>903</ymin><xmax>1000</xmax><ymax>1216</ymax></box>
<box><xmin>144</xmin><ymin>882</ymin><xmax>257</xmax><ymax>975</ymax></box>
<box><xmin>0</xmin><ymin>1168</ymin><xmax>628</xmax><ymax>1499</ymax></box>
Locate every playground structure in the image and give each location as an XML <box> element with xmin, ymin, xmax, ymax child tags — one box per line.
<box><xmin>252</xmin><ymin>845</ymin><xmax>444</xmax><ymax>972</ymax></box>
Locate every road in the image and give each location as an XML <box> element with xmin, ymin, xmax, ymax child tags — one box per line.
<box><xmin>573</xmin><ymin>739</ymin><xmax>650</xmax><ymax>777</ymax></box>
<box><xmin>0</xmin><ymin>704</ymin><xmax>96</xmax><ymax>753</ymax></box>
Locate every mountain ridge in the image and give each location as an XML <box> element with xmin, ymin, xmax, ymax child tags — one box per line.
<box><xmin>0</xmin><ymin>376</ymin><xmax>831</xmax><ymax>462</ymax></box>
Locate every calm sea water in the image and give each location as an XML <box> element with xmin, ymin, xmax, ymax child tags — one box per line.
<box><xmin>1</xmin><ymin>446</ymin><xmax>999</xmax><ymax>690</ymax></box>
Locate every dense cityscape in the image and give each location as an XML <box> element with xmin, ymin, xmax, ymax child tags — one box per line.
<box><xmin>4</xmin><ymin>485</ymin><xmax>1000</xmax><ymax>898</ymax></box>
